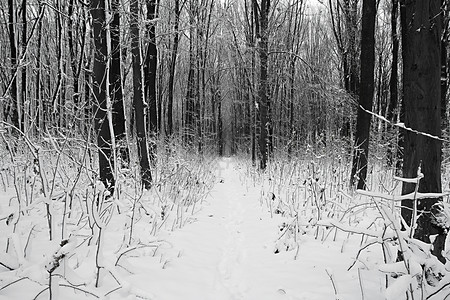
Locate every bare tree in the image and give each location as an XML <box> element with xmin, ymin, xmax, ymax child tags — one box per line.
<box><xmin>143</xmin><ymin>0</ymin><xmax>158</xmax><ymax>162</ymax></box>
<box><xmin>185</xmin><ymin>0</ymin><xmax>197</xmax><ymax>146</ymax></box>
<box><xmin>131</xmin><ymin>0</ymin><xmax>152</xmax><ymax>189</ymax></box>
<box><xmin>350</xmin><ymin>0</ymin><xmax>376</xmax><ymax>189</ymax></box>
<box><xmin>329</xmin><ymin>0</ymin><xmax>360</xmax><ymax>138</ymax></box>
<box><xmin>90</xmin><ymin>0</ymin><xmax>115</xmax><ymax>191</ymax></box>
<box><xmin>110</xmin><ymin>0</ymin><xmax>128</xmax><ymax>163</ymax></box>
<box><xmin>386</xmin><ymin>0</ymin><xmax>399</xmax><ymax>168</ymax></box>
<box><xmin>167</xmin><ymin>0</ymin><xmax>181</xmax><ymax>137</ymax></box>
<box><xmin>20</xmin><ymin>0</ymin><xmax>27</xmax><ymax>131</ymax></box>
<box><xmin>6</xmin><ymin>0</ymin><xmax>19</xmax><ymax>129</ymax></box>
<box><xmin>52</xmin><ymin>0</ymin><xmax>65</xmax><ymax>128</ymax></box>
<box><xmin>400</xmin><ymin>0</ymin><xmax>443</xmax><ymax>261</ymax></box>
<box><xmin>254</xmin><ymin>0</ymin><xmax>271</xmax><ymax>170</ymax></box>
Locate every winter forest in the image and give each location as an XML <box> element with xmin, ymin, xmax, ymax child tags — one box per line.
<box><xmin>0</xmin><ymin>0</ymin><xmax>450</xmax><ymax>299</ymax></box>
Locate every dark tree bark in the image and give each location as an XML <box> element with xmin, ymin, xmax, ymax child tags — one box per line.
<box><xmin>131</xmin><ymin>0</ymin><xmax>152</xmax><ymax>189</ymax></box>
<box><xmin>400</xmin><ymin>0</ymin><xmax>443</xmax><ymax>261</ymax></box>
<box><xmin>286</xmin><ymin>0</ymin><xmax>302</xmax><ymax>158</ymax></box>
<box><xmin>387</xmin><ymin>0</ymin><xmax>398</xmax><ymax>123</ymax></box>
<box><xmin>144</xmin><ymin>0</ymin><xmax>158</xmax><ymax>136</ymax></box>
<box><xmin>68</xmin><ymin>0</ymin><xmax>80</xmax><ymax>109</ymax></box>
<box><xmin>144</xmin><ymin>0</ymin><xmax>158</xmax><ymax>163</ymax></box>
<box><xmin>110</xmin><ymin>0</ymin><xmax>128</xmax><ymax>164</ymax></box>
<box><xmin>386</xmin><ymin>0</ymin><xmax>399</xmax><ymax>167</ymax></box>
<box><xmin>328</xmin><ymin>0</ymin><xmax>359</xmax><ymax>138</ymax></box>
<box><xmin>35</xmin><ymin>2</ymin><xmax>43</xmax><ymax>131</ymax></box>
<box><xmin>84</xmin><ymin>16</ymin><xmax>93</xmax><ymax>134</ymax></box>
<box><xmin>167</xmin><ymin>0</ymin><xmax>180</xmax><ymax>137</ymax></box>
<box><xmin>184</xmin><ymin>0</ymin><xmax>197</xmax><ymax>146</ymax></box>
<box><xmin>217</xmin><ymin>95</ymin><xmax>223</xmax><ymax>156</ymax></box>
<box><xmin>51</xmin><ymin>0</ymin><xmax>65</xmax><ymax>128</ymax></box>
<box><xmin>345</xmin><ymin>0</ymin><xmax>359</xmax><ymax>98</ymax></box>
<box><xmin>441</xmin><ymin>1</ymin><xmax>449</xmax><ymax>133</ymax></box>
<box><xmin>21</xmin><ymin>0</ymin><xmax>26</xmax><ymax>130</ymax></box>
<box><xmin>441</xmin><ymin>40</ymin><xmax>447</xmax><ymax>131</ymax></box>
<box><xmin>243</xmin><ymin>0</ymin><xmax>257</xmax><ymax>164</ymax></box>
<box><xmin>90</xmin><ymin>0</ymin><xmax>115</xmax><ymax>191</ymax></box>
<box><xmin>255</xmin><ymin>0</ymin><xmax>271</xmax><ymax>170</ymax></box>
<box><xmin>7</xmin><ymin>0</ymin><xmax>19</xmax><ymax>129</ymax></box>
<box><xmin>350</xmin><ymin>0</ymin><xmax>376</xmax><ymax>190</ymax></box>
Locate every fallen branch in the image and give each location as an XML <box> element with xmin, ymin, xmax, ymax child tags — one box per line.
<box><xmin>317</xmin><ymin>219</ymin><xmax>380</xmax><ymax>238</ymax></box>
<box><xmin>357</xmin><ymin>190</ymin><xmax>447</xmax><ymax>202</ymax></box>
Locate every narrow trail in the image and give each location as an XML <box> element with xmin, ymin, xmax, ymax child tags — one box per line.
<box><xmin>213</xmin><ymin>159</ymin><xmax>248</xmax><ymax>299</ymax></box>
<box><xmin>125</xmin><ymin>158</ymin><xmax>371</xmax><ymax>300</ymax></box>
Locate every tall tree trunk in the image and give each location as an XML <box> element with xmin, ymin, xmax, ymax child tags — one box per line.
<box><xmin>144</xmin><ymin>0</ymin><xmax>158</xmax><ymax>162</ymax></box>
<box><xmin>347</xmin><ymin>0</ymin><xmax>359</xmax><ymax>97</ymax></box>
<box><xmin>21</xmin><ymin>0</ymin><xmax>27</xmax><ymax>131</ymax></box>
<box><xmin>329</xmin><ymin>0</ymin><xmax>360</xmax><ymax>138</ymax></box>
<box><xmin>35</xmin><ymin>3</ymin><xmax>43</xmax><ymax>131</ymax></box>
<box><xmin>400</xmin><ymin>0</ymin><xmax>443</xmax><ymax>261</ymax></box>
<box><xmin>167</xmin><ymin>0</ymin><xmax>180</xmax><ymax>137</ymax></box>
<box><xmin>110</xmin><ymin>0</ymin><xmax>128</xmax><ymax>163</ymax></box>
<box><xmin>84</xmin><ymin>57</ymin><xmax>92</xmax><ymax>132</ymax></box>
<box><xmin>84</xmin><ymin>7</ymin><xmax>93</xmax><ymax>134</ymax></box>
<box><xmin>244</xmin><ymin>0</ymin><xmax>257</xmax><ymax>164</ymax></box>
<box><xmin>288</xmin><ymin>59</ymin><xmax>295</xmax><ymax>158</ymax></box>
<box><xmin>90</xmin><ymin>0</ymin><xmax>115</xmax><ymax>191</ymax></box>
<box><xmin>256</xmin><ymin>0</ymin><xmax>271</xmax><ymax>170</ymax></box>
<box><xmin>52</xmin><ymin>0</ymin><xmax>64</xmax><ymax>128</ymax></box>
<box><xmin>7</xmin><ymin>0</ymin><xmax>19</xmax><ymax>129</ymax></box>
<box><xmin>131</xmin><ymin>0</ymin><xmax>152</xmax><ymax>189</ymax></box>
<box><xmin>386</xmin><ymin>0</ymin><xmax>399</xmax><ymax>167</ymax></box>
<box><xmin>217</xmin><ymin>95</ymin><xmax>223</xmax><ymax>156</ymax></box>
<box><xmin>185</xmin><ymin>0</ymin><xmax>197</xmax><ymax>146</ymax></box>
<box><xmin>68</xmin><ymin>0</ymin><xmax>79</xmax><ymax>110</ymax></box>
<box><xmin>350</xmin><ymin>0</ymin><xmax>376</xmax><ymax>190</ymax></box>
<box><xmin>196</xmin><ymin>18</ymin><xmax>203</xmax><ymax>154</ymax></box>
<box><xmin>441</xmin><ymin>15</ymin><xmax>448</xmax><ymax>133</ymax></box>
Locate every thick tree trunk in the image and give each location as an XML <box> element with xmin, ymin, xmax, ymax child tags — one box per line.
<box><xmin>256</xmin><ymin>0</ymin><xmax>270</xmax><ymax>170</ymax></box>
<box><xmin>288</xmin><ymin>59</ymin><xmax>295</xmax><ymax>158</ymax></box>
<box><xmin>7</xmin><ymin>0</ymin><xmax>19</xmax><ymax>129</ymax></box>
<box><xmin>185</xmin><ymin>0</ymin><xmax>197</xmax><ymax>146</ymax></box>
<box><xmin>167</xmin><ymin>0</ymin><xmax>180</xmax><ymax>137</ymax></box>
<box><xmin>52</xmin><ymin>0</ymin><xmax>64</xmax><ymax>128</ymax></box>
<box><xmin>144</xmin><ymin>0</ymin><xmax>158</xmax><ymax>163</ymax></box>
<box><xmin>244</xmin><ymin>0</ymin><xmax>257</xmax><ymax>164</ymax></box>
<box><xmin>35</xmin><ymin>4</ymin><xmax>43</xmax><ymax>131</ymax></box>
<box><xmin>196</xmin><ymin>37</ymin><xmax>203</xmax><ymax>154</ymax></box>
<box><xmin>68</xmin><ymin>0</ymin><xmax>79</xmax><ymax>109</ymax></box>
<box><xmin>350</xmin><ymin>0</ymin><xmax>376</xmax><ymax>190</ymax></box>
<box><xmin>91</xmin><ymin>0</ymin><xmax>115</xmax><ymax>191</ymax></box>
<box><xmin>329</xmin><ymin>0</ymin><xmax>359</xmax><ymax>138</ymax></box>
<box><xmin>400</xmin><ymin>0</ymin><xmax>443</xmax><ymax>261</ymax></box>
<box><xmin>144</xmin><ymin>0</ymin><xmax>158</xmax><ymax>135</ymax></box>
<box><xmin>21</xmin><ymin>0</ymin><xmax>27</xmax><ymax>131</ymax></box>
<box><xmin>347</xmin><ymin>0</ymin><xmax>359</xmax><ymax>98</ymax></box>
<box><xmin>84</xmin><ymin>9</ymin><xmax>93</xmax><ymax>133</ymax></box>
<box><xmin>441</xmin><ymin>39</ymin><xmax>448</xmax><ymax>133</ymax></box>
<box><xmin>131</xmin><ymin>0</ymin><xmax>152</xmax><ymax>189</ymax></box>
<box><xmin>110</xmin><ymin>0</ymin><xmax>128</xmax><ymax>164</ymax></box>
<box><xmin>386</xmin><ymin>0</ymin><xmax>399</xmax><ymax>167</ymax></box>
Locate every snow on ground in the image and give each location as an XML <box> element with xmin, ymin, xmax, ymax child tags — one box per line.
<box><xmin>0</xmin><ymin>157</ymin><xmax>387</xmax><ymax>299</ymax></box>
<box><xmin>110</xmin><ymin>157</ymin><xmax>383</xmax><ymax>300</ymax></box>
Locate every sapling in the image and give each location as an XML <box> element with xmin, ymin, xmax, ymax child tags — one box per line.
<box><xmin>325</xmin><ymin>268</ymin><xmax>340</xmax><ymax>300</ymax></box>
<box><xmin>127</xmin><ymin>184</ymin><xmax>144</xmax><ymax>246</ymax></box>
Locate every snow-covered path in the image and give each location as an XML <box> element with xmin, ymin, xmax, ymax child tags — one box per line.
<box><xmin>122</xmin><ymin>158</ymin><xmax>383</xmax><ymax>300</ymax></box>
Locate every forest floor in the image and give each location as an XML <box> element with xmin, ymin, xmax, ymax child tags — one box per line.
<box><xmin>109</xmin><ymin>158</ymin><xmax>383</xmax><ymax>300</ymax></box>
<box><xmin>0</xmin><ymin>157</ymin><xmax>390</xmax><ymax>300</ymax></box>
